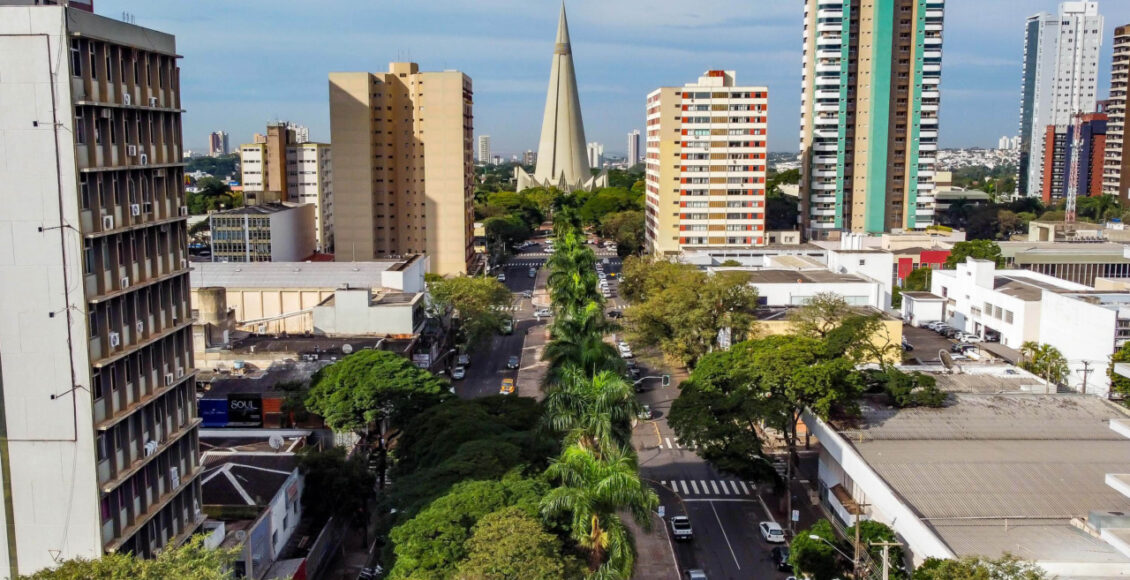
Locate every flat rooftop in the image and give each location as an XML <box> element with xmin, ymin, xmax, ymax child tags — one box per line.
<box><xmin>191</xmin><ymin>261</ymin><xmax>404</xmax><ymax>289</ymax></box>
<box><xmin>212</xmin><ymin>202</ymin><xmax>306</xmax><ymax>216</ymax></box>
<box><xmin>746</xmin><ymin>269</ymin><xmax>868</xmax><ymax>284</ymax></box>
<box><xmin>835</xmin><ymin>393</ymin><xmax>1130</xmax><ymax>565</ymax></box>
<box><xmin>901</xmin><ymin>291</ymin><xmax>944</xmax><ymax>300</ymax></box>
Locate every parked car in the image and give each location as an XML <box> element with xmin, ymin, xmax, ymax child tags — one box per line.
<box><xmin>772</xmin><ymin>546</ymin><xmax>792</xmax><ymax>572</ymax></box>
<box><xmin>619</xmin><ymin>349</ymin><xmax>633</xmax><ymax>359</ymax></box>
<box><xmin>528</xmin><ymin>267</ymin><xmax>537</xmax><ymax>278</ymax></box>
<box><xmin>902</xmin><ymin>337</ymin><xmax>914</xmax><ymax>351</ymax></box>
<box><xmin>637</xmin><ymin>404</ymin><xmax>652</xmax><ymax>420</ymax></box>
<box><xmin>607</xmin><ymin>310</ymin><xmax>623</xmax><ymax>319</ymax></box>
<box><xmin>456</xmin><ymin>353</ymin><xmax>471</xmax><ymax>367</ymax></box>
<box><xmin>684</xmin><ymin>570</ymin><xmax>707</xmax><ymax>580</ymax></box>
<box><xmin>963</xmin><ymin>334</ymin><xmax>984</xmax><ymax>344</ymax></box>
<box><xmin>759</xmin><ymin>521</ymin><xmax>786</xmax><ymax>543</ymax></box>
<box><xmin>535</xmin><ymin>308</ymin><xmax>552</xmax><ymax>317</ymax></box>
<box><xmin>496</xmin><ymin>272</ymin><xmax>506</xmax><ymax>282</ymax></box>
<box><xmin>451</xmin><ymin>366</ymin><xmax>466</xmax><ymax>380</ymax></box>
<box><xmin>627</xmin><ymin>367</ymin><xmax>642</xmax><ymax>380</ymax></box>
<box><xmin>521</xmin><ymin>290</ymin><xmax>533</xmax><ymax>299</ymax></box>
<box><xmin>670</xmin><ymin>515</ymin><xmax>693</xmax><ymax>541</ymax></box>
<box><xmin>499</xmin><ymin>378</ymin><xmax>515</xmax><ymax>395</ymax></box>
<box><xmin>507</xmin><ymin>355</ymin><xmax>520</xmax><ymax>369</ymax></box>
<box><xmin>951</xmin><ymin>343</ymin><xmax>970</xmax><ymax>353</ymax></box>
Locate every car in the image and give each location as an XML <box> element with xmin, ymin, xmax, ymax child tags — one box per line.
<box><xmin>619</xmin><ymin>349</ymin><xmax>633</xmax><ymax>359</ymax></box>
<box><xmin>902</xmin><ymin>337</ymin><xmax>914</xmax><ymax>351</ymax></box>
<box><xmin>963</xmin><ymin>334</ymin><xmax>984</xmax><ymax>343</ymax></box>
<box><xmin>535</xmin><ymin>308</ymin><xmax>552</xmax><ymax>317</ymax></box>
<box><xmin>500</xmin><ymin>318</ymin><xmax>513</xmax><ymax>335</ymax></box>
<box><xmin>670</xmin><ymin>515</ymin><xmax>693</xmax><ymax>540</ymax></box>
<box><xmin>927</xmin><ymin>321</ymin><xmax>946</xmax><ymax>331</ymax></box>
<box><xmin>499</xmin><ymin>378</ymin><xmax>515</xmax><ymax>395</ymax></box>
<box><xmin>528</xmin><ymin>267</ymin><xmax>537</xmax><ymax>278</ymax></box>
<box><xmin>496</xmin><ymin>272</ymin><xmax>506</xmax><ymax>282</ymax></box>
<box><xmin>618</xmin><ymin>340</ymin><xmax>629</xmax><ymax>348</ymax></box>
<box><xmin>627</xmin><ymin>367</ymin><xmax>642</xmax><ymax>380</ymax></box>
<box><xmin>598</xmin><ymin>272</ymin><xmax>607</xmax><ymax>279</ymax></box>
<box><xmin>759</xmin><ymin>521</ymin><xmax>786</xmax><ymax>543</ymax></box>
<box><xmin>456</xmin><ymin>353</ymin><xmax>470</xmax><ymax>367</ymax></box>
<box><xmin>683</xmin><ymin>570</ymin><xmax>707</xmax><ymax>580</ymax></box>
<box><xmin>951</xmin><ymin>342</ymin><xmax>971</xmax><ymax>353</ymax></box>
<box><xmin>451</xmin><ymin>366</ymin><xmax>466</xmax><ymax>380</ymax></box>
<box><xmin>603</xmin><ymin>257</ymin><xmax>611</xmax><ymax>264</ymax></box>
<box><xmin>772</xmin><ymin>546</ymin><xmax>792</xmax><ymax>572</ymax></box>
<box><xmin>521</xmin><ymin>290</ymin><xmax>533</xmax><ymax>299</ymax></box>
<box><xmin>637</xmin><ymin>404</ymin><xmax>652</xmax><ymax>420</ymax></box>
<box><xmin>625</xmin><ymin>359</ymin><xmax>638</xmax><ymax>369</ymax></box>
<box><xmin>507</xmin><ymin>355</ymin><xmax>520</xmax><ymax>369</ymax></box>
<box><xmin>607</xmin><ymin>310</ymin><xmax>623</xmax><ymax>319</ymax></box>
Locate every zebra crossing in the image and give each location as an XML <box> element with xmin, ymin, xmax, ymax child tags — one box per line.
<box><xmin>490</xmin><ymin>304</ymin><xmax>524</xmax><ymax>312</ymax></box>
<box><xmin>657</xmin><ymin>479</ymin><xmax>759</xmax><ymax>497</ymax></box>
<box><xmin>505</xmin><ymin>260</ymin><xmax>546</xmax><ymax>267</ymax></box>
<box><xmin>661</xmin><ymin>437</ymin><xmax>698</xmax><ymax>450</ymax></box>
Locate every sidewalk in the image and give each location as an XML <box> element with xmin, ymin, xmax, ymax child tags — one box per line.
<box><xmin>626</xmin><ymin>510</ymin><xmax>680</xmax><ymax>580</ymax></box>
<box><xmin>516</xmin><ymin>321</ymin><xmax>550</xmax><ymax>401</ymax></box>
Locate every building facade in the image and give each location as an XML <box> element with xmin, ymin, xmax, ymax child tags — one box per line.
<box><xmin>799</xmin><ymin>0</ymin><xmax>944</xmax><ymax>238</ymax></box>
<box><xmin>0</xmin><ymin>4</ymin><xmax>203</xmax><ymax>574</ymax></box>
<box><xmin>586</xmin><ymin>142</ymin><xmax>603</xmax><ymax>169</ymax></box>
<box><xmin>644</xmin><ymin>70</ymin><xmax>769</xmax><ymax>256</ymax></box>
<box><xmin>1105</xmin><ymin>24</ymin><xmax>1130</xmax><ymax>202</ymax></box>
<box><xmin>329</xmin><ymin>62</ymin><xmax>475</xmax><ymax>275</ymax></box>
<box><xmin>208</xmin><ymin>130</ymin><xmax>228</xmax><ymax>156</ymax></box>
<box><xmin>1062</xmin><ymin>111</ymin><xmax>1108</xmax><ymax>203</ymax></box>
<box><xmin>477</xmin><ymin>135</ymin><xmax>491</xmax><ymax>165</ymax></box>
<box><xmin>209</xmin><ymin>203</ymin><xmax>316</xmax><ymax>263</ymax></box>
<box><xmin>1018</xmin><ymin>2</ymin><xmax>1103</xmax><ymax>198</ymax></box>
<box><xmin>627</xmin><ymin>129</ymin><xmax>641</xmax><ymax>168</ymax></box>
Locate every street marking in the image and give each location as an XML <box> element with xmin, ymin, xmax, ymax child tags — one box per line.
<box><xmin>730</xmin><ymin>481</ymin><xmax>742</xmax><ymax>495</ymax></box>
<box><xmin>739</xmin><ymin>481</ymin><xmax>751</xmax><ymax>495</ymax></box>
<box><xmin>664</xmin><ymin>437</ymin><xmax>672</xmax><ymax>449</ymax></box>
<box><xmin>679</xmin><ymin>480</ymin><xmax>688</xmax><ymax>495</ymax></box>
<box><xmin>710</xmin><ymin>499</ymin><xmax>742</xmax><ymax>570</ymax></box>
<box><xmin>699</xmin><ymin>480</ymin><xmax>709</xmax><ymax>494</ymax></box>
<box><xmin>683</xmin><ymin>498</ymin><xmax>760</xmax><ymax>503</ymax></box>
<box><xmin>756</xmin><ymin>493</ymin><xmax>777</xmax><ymax>524</ymax></box>
<box><xmin>720</xmin><ymin>481</ymin><xmax>731</xmax><ymax>495</ymax></box>
<box><xmin>689</xmin><ymin>480</ymin><xmax>699</xmax><ymax>494</ymax></box>
<box><xmin>710</xmin><ymin>481</ymin><xmax>721</xmax><ymax>495</ymax></box>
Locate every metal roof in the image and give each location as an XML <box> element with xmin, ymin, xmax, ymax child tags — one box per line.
<box><xmin>191</xmin><ymin>261</ymin><xmax>401</xmax><ymax>290</ymax></box>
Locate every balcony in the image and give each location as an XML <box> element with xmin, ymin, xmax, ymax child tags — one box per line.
<box><xmin>103</xmin><ymin>462</ymin><xmax>204</xmax><ymax>553</ymax></box>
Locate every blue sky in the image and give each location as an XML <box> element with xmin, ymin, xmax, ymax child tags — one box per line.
<box><xmin>93</xmin><ymin>0</ymin><xmax>1130</xmax><ymax>156</ymax></box>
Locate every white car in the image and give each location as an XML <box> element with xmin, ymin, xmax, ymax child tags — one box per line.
<box><xmin>496</xmin><ymin>273</ymin><xmax>506</xmax><ymax>282</ymax></box>
<box><xmin>962</xmin><ymin>334</ymin><xmax>983</xmax><ymax>344</ymax></box>
<box><xmin>451</xmin><ymin>366</ymin><xmax>466</xmax><ymax>380</ymax></box>
<box><xmin>535</xmin><ymin>308</ymin><xmax>552</xmax><ymax>317</ymax></box>
<box><xmin>759</xmin><ymin>521</ymin><xmax>786</xmax><ymax>543</ymax></box>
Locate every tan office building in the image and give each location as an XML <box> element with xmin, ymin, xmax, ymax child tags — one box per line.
<box><xmin>1105</xmin><ymin>24</ymin><xmax>1130</xmax><ymax>202</ymax></box>
<box><xmin>329</xmin><ymin>62</ymin><xmax>475</xmax><ymax>275</ymax></box>
<box><xmin>0</xmin><ymin>2</ymin><xmax>202</xmax><ymax>574</ymax></box>
<box><xmin>644</xmin><ymin>70</ymin><xmax>769</xmax><ymax>256</ymax></box>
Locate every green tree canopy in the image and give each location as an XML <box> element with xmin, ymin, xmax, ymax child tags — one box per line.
<box><xmin>428</xmin><ymin>275</ymin><xmax>513</xmax><ymax>351</ymax></box>
<box><xmin>944</xmin><ymin>239</ymin><xmax>1003</xmax><ymax>269</ymax></box>
<box><xmin>789</xmin><ymin>520</ymin><xmax>845</xmax><ymax>580</ymax></box>
<box><xmin>846</xmin><ymin>520</ymin><xmax>908</xmax><ymax>579</ymax></box>
<box><xmin>543</xmin><ymin>367</ymin><xmax>640</xmax><ymax>458</ymax></box>
<box><xmin>1019</xmin><ymin>341</ymin><xmax>1069</xmax><ymax>387</ymax></box>
<box><xmin>599</xmin><ymin>210</ymin><xmax>646</xmax><ymax>257</ymax></box>
<box><xmin>904</xmin><ymin>266</ymin><xmax>932</xmax><ymax>292</ymax></box>
<box><xmin>912</xmin><ymin>554</ymin><xmax>1047</xmax><ymax>580</ymax></box>
<box><xmin>1110</xmin><ymin>342</ymin><xmax>1130</xmax><ymax>403</ymax></box>
<box><xmin>297</xmin><ymin>446</ymin><xmax>376</xmax><ymax>526</ymax></box>
<box><xmin>22</xmin><ymin>535</ymin><xmax>238</xmax><ymax>580</ymax></box>
<box><xmin>454</xmin><ymin>506</ymin><xmax>583</xmax><ymax>580</ymax></box>
<box><xmin>578</xmin><ymin>187</ymin><xmax>641</xmax><ymax>225</ymax></box>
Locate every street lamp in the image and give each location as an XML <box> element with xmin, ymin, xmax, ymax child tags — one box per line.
<box><xmin>809</xmin><ymin>535</ymin><xmax>854</xmax><ymax>562</ymax></box>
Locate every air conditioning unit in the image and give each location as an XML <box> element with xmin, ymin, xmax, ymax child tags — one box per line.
<box><xmin>136</xmin><ymin>320</ymin><xmax>144</xmax><ymax>334</ymax></box>
<box><xmin>178</xmin><ymin>259</ymin><xmax>187</xmax><ymax>270</ymax></box>
<box><xmin>102</xmin><ymin>215</ymin><xmax>114</xmax><ymax>230</ymax></box>
<box><xmin>175</xmin><ymin>367</ymin><xmax>184</xmax><ymax>379</ymax></box>
<box><xmin>170</xmin><ymin>467</ymin><xmax>180</xmax><ymax>489</ymax></box>
<box><xmin>108</xmin><ymin>332</ymin><xmax>121</xmax><ymax>348</ymax></box>
<box><xmin>164</xmin><ymin>373</ymin><xmax>174</xmax><ymax>386</ymax></box>
<box><xmin>122</xmin><ymin>92</ymin><xmax>131</xmax><ymax>106</ymax></box>
<box><xmin>179</xmin><ymin>205</ymin><xmax>188</xmax><ymax>216</ymax></box>
<box><xmin>99</xmin><ymin>109</ymin><xmax>113</xmax><ymax>119</ymax></box>
<box><xmin>130</xmin><ymin>203</ymin><xmax>141</xmax><ymax>216</ymax></box>
<box><xmin>139</xmin><ymin>153</ymin><xmax>148</xmax><ymax>166</ymax></box>
<box><xmin>127</xmin><ymin>144</ymin><xmax>138</xmax><ymax>157</ymax></box>
<box><xmin>148</xmin><ymin>96</ymin><xmax>158</xmax><ymax>107</ymax></box>
<box><xmin>119</xmin><ymin>276</ymin><xmax>130</xmax><ymax>289</ymax></box>
<box><xmin>143</xmin><ymin>440</ymin><xmax>157</xmax><ymax>457</ymax></box>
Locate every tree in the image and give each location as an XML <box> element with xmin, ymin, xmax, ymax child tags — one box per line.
<box><xmin>882</xmin><ymin>369</ymin><xmax>946</xmax><ymax>408</ymax></box>
<box><xmin>542</xmin><ymin>301</ymin><xmax>621</xmax><ymax>382</ymax></box>
<box><xmin>787</xmin><ymin>292</ymin><xmax>860</xmax><ymax>339</ymax></box>
<box><xmin>543</xmin><ymin>367</ymin><xmax>640</xmax><ymax>458</ymax></box>
<box><xmin>913</xmin><ymin>554</ymin><xmax>1048</xmax><ymax>580</ymax></box>
<box><xmin>904</xmin><ymin>267</ymin><xmax>932</xmax><ymax>292</ymax></box>
<box><xmin>297</xmin><ymin>446</ymin><xmax>375</xmax><ymax>527</ymax></box>
<box><xmin>428</xmin><ymin>275</ymin><xmax>513</xmax><ymax>350</ymax></box>
<box><xmin>599</xmin><ymin>210</ymin><xmax>646</xmax><ymax>257</ymax></box>
<box><xmin>579</xmin><ymin>187</ymin><xmax>640</xmax><ymax>225</ymax></box>
<box><xmin>944</xmin><ymin>239</ymin><xmax>1003</xmax><ymax>269</ymax></box>
<box><xmin>306</xmin><ymin>350</ymin><xmax>450</xmax><ymax>489</ymax></box>
<box><xmin>846</xmin><ymin>520</ymin><xmax>908</xmax><ymax>579</ymax></box>
<box><xmin>523</xmin><ymin>186</ymin><xmax>565</xmax><ymax>216</ymax></box>
<box><xmin>790</xmin><ymin>520</ymin><xmax>845</xmax><ymax>580</ymax></box>
<box><xmin>454</xmin><ymin>507</ymin><xmax>582</xmax><ymax>580</ymax></box>
<box><xmin>997</xmin><ymin>209</ymin><xmax>1021</xmax><ymax>238</ymax></box>
<box><xmin>23</xmin><ymin>535</ymin><xmax>239</xmax><ymax>580</ymax></box>
<box><xmin>541</xmin><ymin>443</ymin><xmax>658</xmax><ymax>576</ymax></box>
<box><xmin>1109</xmin><ymin>343</ymin><xmax>1130</xmax><ymax>403</ymax></box>
<box><xmin>1019</xmin><ymin>341</ymin><xmax>1068</xmax><ymax>388</ymax></box>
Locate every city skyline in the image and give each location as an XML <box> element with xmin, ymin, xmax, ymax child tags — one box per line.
<box><xmin>92</xmin><ymin>1</ymin><xmax>1130</xmax><ymax>155</ymax></box>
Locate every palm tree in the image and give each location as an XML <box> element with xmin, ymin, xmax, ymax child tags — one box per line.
<box><xmin>541</xmin><ymin>443</ymin><xmax>658</xmax><ymax>576</ymax></box>
<box><xmin>1019</xmin><ymin>341</ymin><xmax>1069</xmax><ymax>391</ymax></box>
<box><xmin>543</xmin><ymin>367</ymin><xmax>639</xmax><ymax>455</ymax></box>
<box><xmin>543</xmin><ymin>304</ymin><xmax>622</xmax><ymax>381</ymax></box>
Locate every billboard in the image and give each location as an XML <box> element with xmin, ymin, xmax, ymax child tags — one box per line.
<box><xmin>199</xmin><ymin>399</ymin><xmax>229</xmax><ymax>428</ymax></box>
<box><xmin>227</xmin><ymin>394</ymin><xmax>264</xmax><ymax>427</ymax></box>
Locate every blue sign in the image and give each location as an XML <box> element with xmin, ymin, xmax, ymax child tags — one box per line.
<box><xmin>199</xmin><ymin>399</ymin><xmax>229</xmax><ymax>428</ymax></box>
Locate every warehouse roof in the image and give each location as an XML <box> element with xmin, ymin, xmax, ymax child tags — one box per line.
<box><xmin>191</xmin><ymin>261</ymin><xmax>405</xmax><ymax>289</ymax></box>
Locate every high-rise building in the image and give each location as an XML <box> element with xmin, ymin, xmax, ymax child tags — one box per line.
<box><xmin>999</xmin><ymin>136</ymin><xmax>1012</xmax><ymax>150</ymax></box>
<box><xmin>329</xmin><ymin>62</ymin><xmax>475</xmax><ymax>275</ymax></box>
<box><xmin>627</xmin><ymin>129</ymin><xmax>641</xmax><ymax>167</ymax></box>
<box><xmin>239</xmin><ymin>123</ymin><xmax>334</xmax><ymax>251</ymax></box>
<box><xmin>799</xmin><ymin>0</ymin><xmax>944</xmax><ymax>238</ymax></box>
<box><xmin>0</xmin><ymin>3</ymin><xmax>202</xmax><ymax>574</ymax></box>
<box><xmin>286</xmin><ymin>121</ymin><xmax>309</xmax><ymax>144</ymax></box>
<box><xmin>515</xmin><ymin>4</ymin><xmax>608</xmax><ymax>192</ymax></box>
<box><xmin>1018</xmin><ymin>2</ymin><xmax>1103</xmax><ymax>198</ymax></box>
<box><xmin>1061</xmin><ymin>111</ymin><xmax>1108</xmax><ymax>202</ymax></box>
<box><xmin>586</xmin><ymin>142</ymin><xmax>603</xmax><ymax>169</ymax></box>
<box><xmin>477</xmin><ymin>135</ymin><xmax>491</xmax><ymax>164</ymax></box>
<box><xmin>644</xmin><ymin>70</ymin><xmax>769</xmax><ymax>256</ymax></box>
<box><xmin>1104</xmin><ymin>24</ymin><xmax>1130</xmax><ymax>202</ymax></box>
<box><xmin>210</xmin><ymin>203</ymin><xmax>317</xmax><ymax>262</ymax></box>
<box><xmin>208</xmin><ymin>130</ymin><xmax>228</xmax><ymax>156</ymax></box>
<box><xmin>523</xmin><ymin>150</ymin><xmax>537</xmax><ymax>166</ymax></box>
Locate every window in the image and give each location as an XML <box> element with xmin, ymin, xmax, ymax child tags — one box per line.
<box><xmin>1005</xmin><ymin>310</ymin><xmax>1014</xmax><ymax>324</ymax></box>
<box><xmin>88</xmin><ymin>42</ymin><xmax>97</xmax><ymax>80</ymax></box>
<box><xmin>70</xmin><ymin>39</ymin><xmax>82</xmax><ymax>77</ymax></box>
<box><xmin>79</xmin><ymin>174</ymin><xmax>90</xmax><ymax>209</ymax></box>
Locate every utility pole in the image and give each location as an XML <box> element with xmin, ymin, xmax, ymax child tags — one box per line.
<box><xmin>852</xmin><ymin>503</ymin><xmax>871</xmax><ymax>579</ymax></box>
<box><xmin>871</xmin><ymin>541</ymin><xmax>902</xmax><ymax>580</ymax></box>
<box><xmin>1079</xmin><ymin>360</ymin><xmax>1094</xmax><ymax>394</ymax></box>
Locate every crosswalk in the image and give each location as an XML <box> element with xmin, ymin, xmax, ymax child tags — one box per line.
<box><xmin>490</xmin><ymin>304</ymin><xmax>523</xmax><ymax>312</ymax></box>
<box><xmin>657</xmin><ymin>479</ymin><xmax>759</xmax><ymax>497</ymax></box>
<box><xmin>661</xmin><ymin>437</ymin><xmax>698</xmax><ymax>450</ymax></box>
<box><xmin>505</xmin><ymin>260</ymin><xmax>546</xmax><ymax>267</ymax></box>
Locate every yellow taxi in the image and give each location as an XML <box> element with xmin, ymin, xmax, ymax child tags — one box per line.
<box><xmin>499</xmin><ymin>378</ymin><xmax>516</xmax><ymax>395</ymax></box>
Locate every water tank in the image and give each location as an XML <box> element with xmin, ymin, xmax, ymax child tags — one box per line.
<box><xmin>196</xmin><ymin>287</ymin><xmax>228</xmax><ymax>326</ymax></box>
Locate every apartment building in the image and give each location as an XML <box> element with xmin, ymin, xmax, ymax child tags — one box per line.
<box><xmin>208</xmin><ymin>131</ymin><xmax>228</xmax><ymax>156</ymax></box>
<box><xmin>587</xmin><ymin>142</ymin><xmax>603</xmax><ymax>169</ymax></box>
<box><xmin>1105</xmin><ymin>24</ymin><xmax>1130</xmax><ymax>202</ymax></box>
<box><xmin>477</xmin><ymin>135</ymin><xmax>491</xmax><ymax>164</ymax></box>
<box><xmin>1060</xmin><ymin>111</ymin><xmax>1107</xmax><ymax>203</ymax></box>
<box><xmin>1018</xmin><ymin>2</ymin><xmax>1104</xmax><ymax>198</ymax></box>
<box><xmin>239</xmin><ymin>123</ymin><xmax>333</xmax><ymax>252</ymax></box>
<box><xmin>627</xmin><ymin>129</ymin><xmax>641</xmax><ymax>167</ymax></box>
<box><xmin>0</xmin><ymin>3</ymin><xmax>202</xmax><ymax>575</ymax></box>
<box><xmin>209</xmin><ymin>203</ymin><xmax>316</xmax><ymax>263</ymax></box>
<box><xmin>329</xmin><ymin>62</ymin><xmax>475</xmax><ymax>275</ymax></box>
<box><xmin>799</xmin><ymin>0</ymin><xmax>944</xmax><ymax>238</ymax></box>
<box><xmin>644</xmin><ymin>70</ymin><xmax>769</xmax><ymax>256</ymax></box>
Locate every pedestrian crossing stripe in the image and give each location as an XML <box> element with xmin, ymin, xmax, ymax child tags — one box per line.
<box><xmin>662</xmin><ymin>437</ymin><xmax>697</xmax><ymax>450</ymax></box>
<box><xmin>490</xmin><ymin>305</ymin><xmax>523</xmax><ymax>312</ymax></box>
<box><xmin>658</xmin><ymin>480</ymin><xmax>758</xmax><ymax>497</ymax></box>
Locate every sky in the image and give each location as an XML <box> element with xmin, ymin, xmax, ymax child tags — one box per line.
<box><xmin>92</xmin><ymin>0</ymin><xmax>1130</xmax><ymax>156</ymax></box>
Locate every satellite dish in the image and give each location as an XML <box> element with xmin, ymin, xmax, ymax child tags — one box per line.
<box><xmin>235</xmin><ymin>530</ymin><xmax>247</xmax><ymax>541</ymax></box>
<box><xmin>342</xmin><ymin>344</ymin><xmax>353</xmax><ymax>354</ymax></box>
<box><xmin>268</xmin><ymin>435</ymin><xmax>284</xmax><ymax>450</ymax></box>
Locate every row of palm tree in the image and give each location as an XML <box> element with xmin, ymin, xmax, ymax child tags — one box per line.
<box><xmin>539</xmin><ymin>207</ymin><xmax>659</xmax><ymax>579</ymax></box>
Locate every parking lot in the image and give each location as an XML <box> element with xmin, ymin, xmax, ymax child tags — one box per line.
<box><xmin>902</xmin><ymin>324</ymin><xmax>953</xmax><ymax>363</ymax></box>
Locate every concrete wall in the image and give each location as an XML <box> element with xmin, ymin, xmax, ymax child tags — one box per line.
<box><xmin>751</xmin><ymin>281</ymin><xmax>883</xmax><ymax>310</ymax></box>
<box><xmin>193</xmin><ymin>288</ymin><xmax>332</xmax><ymax>334</ymax></box>
<box><xmin>380</xmin><ymin>255</ymin><xmax>427</xmax><ymax>293</ymax></box>
<box><xmin>311</xmin><ymin>289</ymin><xmax>419</xmax><ymax>337</ymax></box>
<box><xmin>268</xmin><ymin>204</ymin><xmax>316</xmax><ymax>262</ymax></box>
<box><xmin>827</xmin><ymin>250</ymin><xmax>895</xmax><ymax>310</ymax></box>
<box><xmin>901</xmin><ymin>297</ymin><xmax>945</xmax><ymax>326</ymax></box>
<box><xmin>267</xmin><ymin>470</ymin><xmax>302</xmax><ymax>560</ymax></box>
<box><xmin>1038</xmin><ymin>290</ymin><xmax>1117</xmax><ymax>396</ymax></box>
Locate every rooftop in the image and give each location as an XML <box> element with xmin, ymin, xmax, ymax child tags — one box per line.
<box><xmin>745</xmin><ymin>269</ymin><xmax>868</xmax><ymax>284</ymax></box>
<box><xmin>836</xmin><ymin>393</ymin><xmax>1130</xmax><ymax>564</ymax></box>
<box><xmin>212</xmin><ymin>202</ymin><xmax>307</xmax><ymax>216</ymax></box>
<box><xmin>201</xmin><ymin>454</ymin><xmax>297</xmax><ymax>507</ymax></box>
<box><xmin>901</xmin><ymin>291</ymin><xmax>944</xmax><ymax>300</ymax></box>
<box><xmin>191</xmin><ymin>261</ymin><xmax>404</xmax><ymax>290</ymax></box>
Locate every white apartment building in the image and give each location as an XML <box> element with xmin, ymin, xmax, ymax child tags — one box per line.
<box><xmin>627</xmin><ymin>129</ymin><xmax>641</xmax><ymax>167</ymax></box>
<box><xmin>587</xmin><ymin>142</ymin><xmax>603</xmax><ymax>169</ymax></box>
<box><xmin>477</xmin><ymin>135</ymin><xmax>491</xmax><ymax>165</ymax></box>
<box><xmin>0</xmin><ymin>3</ymin><xmax>203</xmax><ymax>574</ymax></box>
<box><xmin>1018</xmin><ymin>2</ymin><xmax>1104</xmax><ymax>198</ymax></box>
<box><xmin>645</xmin><ymin>70</ymin><xmax>769</xmax><ymax>256</ymax></box>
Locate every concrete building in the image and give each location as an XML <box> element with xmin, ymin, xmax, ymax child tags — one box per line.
<box><xmin>799</xmin><ymin>0</ymin><xmax>944</xmax><ymax>237</ymax></box>
<box><xmin>0</xmin><ymin>3</ymin><xmax>203</xmax><ymax>573</ymax></box>
<box><xmin>477</xmin><ymin>135</ymin><xmax>491</xmax><ymax>165</ymax></box>
<box><xmin>586</xmin><ymin>141</ymin><xmax>603</xmax><ymax>169</ymax></box>
<box><xmin>209</xmin><ymin>203</ymin><xmax>316</xmax><ymax>263</ymax></box>
<box><xmin>1037</xmin><ymin>290</ymin><xmax>1130</xmax><ymax>396</ymax></box>
<box><xmin>1063</xmin><ymin>111</ymin><xmax>1108</xmax><ymax>203</ymax></box>
<box><xmin>1018</xmin><ymin>2</ymin><xmax>1104</xmax><ymax>198</ymax></box>
<box><xmin>522</xmin><ymin>150</ymin><xmax>536</xmax><ymax>166</ymax></box>
<box><xmin>644</xmin><ymin>70</ymin><xmax>769</xmax><ymax>256</ymax></box>
<box><xmin>805</xmin><ymin>391</ymin><xmax>1130</xmax><ymax>575</ymax></box>
<box><xmin>209</xmin><ymin>130</ymin><xmax>228</xmax><ymax>156</ymax></box>
<box><xmin>710</xmin><ymin>253</ymin><xmax>889</xmax><ymax>310</ymax></box>
<box><xmin>627</xmin><ymin>129</ymin><xmax>640</xmax><ymax>168</ymax></box>
<box><xmin>1105</xmin><ymin>24</ymin><xmax>1130</xmax><ymax>201</ymax></box>
<box><xmin>514</xmin><ymin>4</ymin><xmax>608</xmax><ymax>193</ymax></box>
<box><xmin>1000</xmin><ymin>240</ymin><xmax>1130</xmax><ymax>286</ymax></box>
<box><xmin>329</xmin><ymin>62</ymin><xmax>475</xmax><ymax>275</ymax></box>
